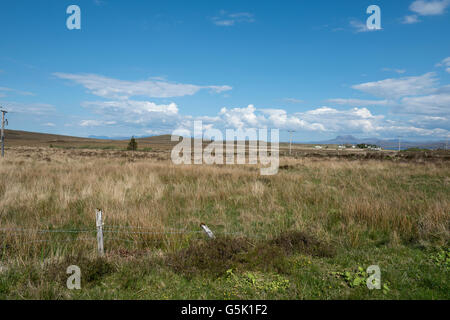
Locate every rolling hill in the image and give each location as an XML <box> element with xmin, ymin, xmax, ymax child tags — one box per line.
<box><xmin>3</xmin><ymin>129</ymin><xmax>178</xmax><ymax>149</ymax></box>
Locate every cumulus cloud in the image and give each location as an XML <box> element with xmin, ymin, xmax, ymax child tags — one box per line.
<box><xmin>326</xmin><ymin>71</ymin><xmax>449</xmax><ymax>136</ymax></box>
<box><xmin>80</xmin><ymin>99</ymin><xmax>182</xmax><ymax>131</ymax></box>
<box><xmin>212</xmin><ymin>105</ymin><xmax>324</xmax><ymax>131</ymax></box>
<box><xmin>214</xmin><ymin>105</ymin><xmax>448</xmax><ymax>137</ymax></box>
<box><xmin>53</xmin><ymin>73</ymin><xmax>231</xmax><ymax>99</ymax></box>
<box><xmin>202</xmin><ymin>105</ymin><xmax>379</xmax><ymax>135</ymax></box>
<box><xmin>52</xmin><ymin>71</ymin><xmax>448</xmax><ymax>139</ymax></box>
<box><xmin>333</xmin><ymin>72</ymin><xmax>450</xmax><ymax>118</ymax></box>
<box><xmin>75</xmin><ymin>98</ymin><xmax>449</xmax><ymax>139</ymax></box>
<box><xmin>299</xmin><ymin>107</ymin><xmax>384</xmax><ymax>134</ymax></box>
<box><xmin>219</xmin><ymin>105</ymin><xmax>262</xmax><ymax>129</ymax></box>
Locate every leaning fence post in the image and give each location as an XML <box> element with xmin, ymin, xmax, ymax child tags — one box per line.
<box><xmin>200</xmin><ymin>223</ymin><xmax>215</xmax><ymax>239</ymax></box>
<box><xmin>96</xmin><ymin>209</ymin><xmax>104</xmax><ymax>256</ymax></box>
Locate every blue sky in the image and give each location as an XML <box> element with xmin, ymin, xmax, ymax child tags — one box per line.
<box><xmin>0</xmin><ymin>0</ymin><xmax>449</xmax><ymax>141</ymax></box>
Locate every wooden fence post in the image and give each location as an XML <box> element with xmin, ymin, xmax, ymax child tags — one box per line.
<box><xmin>96</xmin><ymin>209</ymin><xmax>104</xmax><ymax>256</ymax></box>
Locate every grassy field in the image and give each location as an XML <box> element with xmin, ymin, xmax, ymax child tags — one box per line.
<box><xmin>0</xmin><ymin>143</ymin><xmax>449</xmax><ymax>300</ymax></box>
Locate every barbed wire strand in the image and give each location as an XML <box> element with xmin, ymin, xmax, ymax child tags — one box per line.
<box><xmin>0</xmin><ymin>226</ymin><xmax>261</xmax><ymax>241</ymax></box>
<box><xmin>0</xmin><ymin>228</ymin><xmax>95</xmax><ymax>234</ymax></box>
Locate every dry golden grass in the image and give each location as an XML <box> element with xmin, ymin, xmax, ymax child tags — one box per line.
<box><xmin>0</xmin><ymin>147</ymin><xmax>449</xmax><ymax>262</ymax></box>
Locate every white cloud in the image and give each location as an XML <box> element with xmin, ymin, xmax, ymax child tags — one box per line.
<box><xmin>211</xmin><ymin>11</ymin><xmax>255</xmax><ymax>27</ymax></box>
<box><xmin>298</xmin><ymin>106</ymin><xmax>448</xmax><ymax>137</ymax></box>
<box><xmin>54</xmin><ymin>73</ymin><xmax>231</xmax><ymax>99</ymax></box>
<box><xmin>54</xmin><ymin>72</ymin><xmax>227</xmax><ymax>132</ymax></box>
<box><xmin>82</xmin><ymin>100</ymin><xmax>179</xmax><ymax>115</ymax></box>
<box><xmin>352</xmin><ymin>72</ymin><xmax>438</xmax><ymax>99</ymax></box>
<box><xmin>402</xmin><ymin>14</ymin><xmax>421</xmax><ymax>24</ymax></box>
<box><xmin>403</xmin><ymin>0</ymin><xmax>450</xmax><ymax>24</ymax></box>
<box><xmin>219</xmin><ymin>104</ymin><xmax>260</xmax><ymax>129</ymax></box>
<box><xmin>4</xmin><ymin>101</ymin><xmax>55</xmax><ymax>115</ymax></box>
<box><xmin>80</xmin><ymin>99</ymin><xmax>182</xmax><ymax>130</ymax></box>
<box><xmin>336</xmin><ymin>73</ymin><xmax>450</xmax><ymax>118</ymax></box>
<box><xmin>214</xmin><ymin>105</ymin><xmax>448</xmax><ymax>138</ymax></box>
<box><xmin>378</xmin><ymin>125</ymin><xmax>448</xmax><ymax>137</ymax></box>
<box><xmin>212</xmin><ymin>105</ymin><xmax>384</xmax><ymax>134</ymax></box>
<box><xmin>43</xmin><ymin>122</ymin><xmax>56</xmax><ymax>127</ymax></box>
<box><xmin>409</xmin><ymin>0</ymin><xmax>450</xmax><ymax>15</ymax></box>
<box><xmin>214</xmin><ymin>105</ymin><xmax>321</xmax><ymax>131</ymax></box>
<box><xmin>75</xmin><ymin>98</ymin><xmax>449</xmax><ymax>139</ymax></box>
<box><xmin>349</xmin><ymin>19</ymin><xmax>371</xmax><ymax>33</ymax></box>
<box><xmin>327</xmin><ymin>98</ymin><xmax>391</xmax><ymax>107</ymax></box>
<box><xmin>399</xmin><ymin>93</ymin><xmax>450</xmax><ymax>115</ymax></box>
<box><xmin>408</xmin><ymin>115</ymin><xmax>449</xmax><ymax>129</ymax></box>
<box><xmin>436</xmin><ymin>57</ymin><xmax>450</xmax><ymax>73</ymax></box>
<box><xmin>299</xmin><ymin>107</ymin><xmax>385</xmax><ymax>134</ymax></box>
<box><xmin>283</xmin><ymin>98</ymin><xmax>303</xmax><ymax>104</ymax></box>
<box><xmin>52</xmin><ymin>69</ymin><xmax>449</xmax><ymax>139</ymax></box>
<box><xmin>0</xmin><ymin>86</ymin><xmax>34</xmax><ymax>97</ymax></box>
<box><xmin>213</xmin><ymin>19</ymin><xmax>235</xmax><ymax>27</ymax></box>
<box><xmin>382</xmin><ymin>68</ymin><xmax>406</xmax><ymax>74</ymax></box>
<box><xmin>80</xmin><ymin>120</ymin><xmax>117</xmax><ymax>127</ymax></box>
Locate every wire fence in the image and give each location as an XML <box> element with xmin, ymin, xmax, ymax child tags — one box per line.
<box><xmin>0</xmin><ymin>227</ymin><xmax>246</xmax><ymax>238</ymax></box>
<box><xmin>0</xmin><ymin>213</ymin><xmax>259</xmax><ymax>255</ymax></box>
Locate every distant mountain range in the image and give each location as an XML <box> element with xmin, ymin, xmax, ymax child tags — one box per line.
<box><xmin>308</xmin><ymin>135</ymin><xmax>448</xmax><ymax>150</ymax></box>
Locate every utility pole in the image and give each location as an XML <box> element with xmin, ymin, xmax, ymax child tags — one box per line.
<box><xmin>288</xmin><ymin>130</ymin><xmax>295</xmax><ymax>155</ymax></box>
<box><xmin>398</xmin><ymin>136</ymin><xmax>401</xmax><ymax>152</ymax></box>
<box><xmin>1</xmin><ymin>109</ymin><xmax>7</xmax><ymax>157</ymax></box>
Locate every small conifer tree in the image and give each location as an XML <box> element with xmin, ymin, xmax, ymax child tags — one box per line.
<box><xmin>127</xmin><ymin>136</ymin><xmax>138</xmax><ymax>151</ymax></box>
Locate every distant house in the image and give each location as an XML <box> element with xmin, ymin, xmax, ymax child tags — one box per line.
<box><xmin>314</xmin><ymin>145</ymin><xmax>323</xmax><ymax>149</ymax></box>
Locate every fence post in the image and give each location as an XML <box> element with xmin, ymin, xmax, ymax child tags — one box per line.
<box><xmin>200</xmin><ymin>223</ymin><xmax>215</xmax><ymax>239</ymax></box>
<box><xmin>96</xmin><ymin>209</ymin><xmax>104</xmax><ymax>256</ymax></box>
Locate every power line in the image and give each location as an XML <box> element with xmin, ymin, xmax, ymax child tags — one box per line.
<box><xmin>1</xmin><ymin>109</ymin><xmax>7</xmax><ymax>157</ymax></box>
<box><xmin>288</xmin><ymin>130</ymin><xmax>295</xmax><ymax>155</ymax></box>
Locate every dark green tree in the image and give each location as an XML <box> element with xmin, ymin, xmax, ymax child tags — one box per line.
<box><xmin>127</xmin><ymin>136</ymin><xmax>138</xmax><ymax>151</ymax></box>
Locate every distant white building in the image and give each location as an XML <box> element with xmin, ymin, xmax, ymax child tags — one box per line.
<box><xmin>314</xmin><ymin>145</ymin><xmax>323</xmax><ymax>149</ymax></box>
